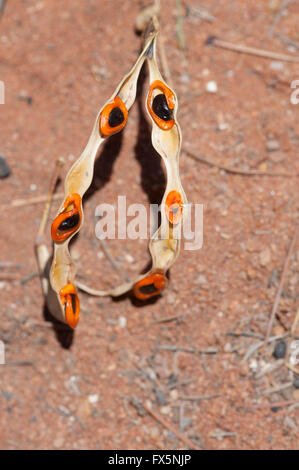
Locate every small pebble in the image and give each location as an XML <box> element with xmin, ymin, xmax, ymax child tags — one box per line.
<box><xmin>180</xmin><ymin>73</ymin><xmax>190</xmax><ymax>84</ymax></box>
<box><xmin>0</xmin><ymin>155</ymin><xmax>11</xmax><ymax>179</ymax></box>
<box><xmin>88</xmin><ymin>394</ymin><xmax>99</xmax><ymax>404</ymax></box>
<box><xmin>266</xmin><ymin>140</ymin><xmax>280</xmax><ymax>152</ymax></box>
<box><xmin>160</xmin><ymin>406</ymin><xmax>171</xmax><ymax>415</ymax></box>
<box><xmin>118</xmin><ymin>316</ymin><xmax>127</xmax><ymax>328</ymax></box>
<box><xmin>273</xmin><ymin>341</ymin><xmax>287</xmax><ymax>359</ymax></box>
<box><xmin>206</xmin><ymin>81</ymin><xmax>218</xmax><ymax>93</ymax></box>
<box><xmin>154</xmin><ymin>388</ymin><xmax>167</xmax><ymax>406</ymax></box>
<box><xmin>269</xmin><ymin>151</ymin><xmax>285</xmax><ymax>163</ymax></box>
<box><xmin>260</xmin><ymin>247</ymin><xmax>271</xmax><ymax>267</ymax></box>
<box><xmin>270</xmin><ymin>61</ymin><xmax>284</xmax><ymax>71</ymax></box>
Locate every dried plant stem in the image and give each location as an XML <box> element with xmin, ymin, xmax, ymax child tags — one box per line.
<box><xmin>184</xmin><ymin>149</ymin><xmax>299</xmax><ymax>177</ymax></box>
<box><xmin>208</xmin><ymin>37</ymin><xmax>299</xmax><ymax>63</ymax></box>
<box><xmin>37</xmin><ymin>158</ymin><xmax>64</xmax><ymax>242</ymax></box>
<box><xmin>250</xmin><ymin>399</ymin><xmax>299</xmax><ymax>410</ymax></box>
<box><xmin>142</xmin><ymin>402</ymin><xmax>201</xmax><ymax>450</ymax></box>
<box><xmin>175</xmin><ymin>0</ymin><xmax>185</xmax><ymax>50</ymax></box>
<box><xmin>263</xmin><ymin>224</ymin><xmax>298</xmax><ymax>352</ymax></box>
<box><xmin>99</xmin><ymin>239</ymin><xmax>131</xmax><ymax>282</ymax></box>
<box><xmin>291</xmin><ymin>307</ymin><xmax>299</xmax><ymax>338</ymax></box>
<box><xmin>0</xmin><ymin>192</ymin><xmax>64</xmax><ymax>211</ymax></box>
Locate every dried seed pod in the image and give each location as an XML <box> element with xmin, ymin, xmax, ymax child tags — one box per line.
<box><xmin>48</xmin><ymin>28</ymin><xmax>158</xmax><ymax>328</ymax></box>
<box><xmin>47</xmin><ymin>18</ymin><xmax>187</xmax><ymax>327</ymax></box>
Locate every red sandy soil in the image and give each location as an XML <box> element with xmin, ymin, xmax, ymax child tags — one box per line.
<box><xmin>0</xmin><ymin>0</ymin><xmax>298</xmax><ymax>450</ymax></box>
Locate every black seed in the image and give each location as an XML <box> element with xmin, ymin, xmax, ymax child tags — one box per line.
<box><xmin>139</xmin><ymin>283</ymin><xmax>158</xmax><ymax>295</ymax></box>
<box><xmin>70</xmin><ymin>294</ymin><xmax>77</xmax><ymax>315</ymax></box>
<box><xmin>273</xmin><ymin>341</ymin><xmax>287</xmax><ymax>359</ymax></box>
<box><xmin>152</xmin><ymin>94</ymin><xmax>172</xmax><ymax>121</ymax></box>
<box><xmin>270</xmin><ymin>407</ymin><xmax>279</xmax><ymax>413</ymax></box>
<box><xmin>0</xmin><ymin>155</ymin><xmax>11</xmax><ymax>179</ymax></box>
<box><xmin>58</xmin><ymin>212</ymin><xmax>80</xmax><ymax>231</ymax></box>
<box><xmin>205</xmin><ymin>35</ymin><xmax>218</xmax><ymax>46</ymax></box>
<box><xmin>108</xmin><ymin>107</ymin><xmax>124</xmax><ymax>127</ymax></box>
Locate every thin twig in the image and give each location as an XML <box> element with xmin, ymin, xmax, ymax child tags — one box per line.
<box><xmin>262</xmin><ymin>224</ymin><xmax>298</xmax><ymax>352</ymax></box>
<box><xmin>0</xmin><ymin>192</ymin><xmax>64</xmax><ymax>211</ymax></box>
<box><xmin>175</xmin><ymin>0</ymin><xmax>185</xmax><ymax>50</ymax></box>
<box><xmin>99</xmin><ymin>239</ymin><xmax>131</xmax><ymax>282</ymax></box>
<box><xmin>36</xmin><ymin>158</ymin><xmax>64</xmax><ymax>242</ymax></box>
<box><xmin>179</xmin><ymin>393</ymin><xmax>220</xmax><ymax>402</ymax></box>
<box><xmin>0</xmin><ymin>0</ymin><xmax>7</xmax><ymax>22</ymax></box>
<box><xmin>0</xmin><ymin>273</ymin><xmax>20</xmax><ymax>281</ymax></box>
<box><xmin>285</xmin><ymin>362</ymin><xmax>299</xmax><ymax>375</ymax></box>
<box><xmin>20</xmin><ymin>271</ymin><xmax>39</xmax><ymax>285</ymax></box>
<box><xmin>261</xmin><ymin>382</ymin><xmax>293</xmax><ymax>395</ymax></box>
<box><xmin>151</xmin><ymin>313</ymin><xmax>184</xmax><ymax>324</ymax></box>
<box><xmin>291</xmin><ymin>307</ymin><xmax>299</xmax><ymax>338</ymax></box>
<box><xmin>268</xmin><ymin>0</ymin><xmax>295</xmax><ymax>38</ymax></box>
<box><xmin>207</xmin><ymin>36</ymin><xmax>299</xmax><ymax>63</ymax></box>
<box><xmin>250</xmin><ymin>399</ymin><xmax>299</xmax><ymax>410</ymax></box>
<box><xmin>142</xmin><ymin>402</ymin><xmax>201</xmax><ymax>450</ymax></box>
<box><xmin>184</xmin><ymin>149</ymin><xmax>299</xmax><ymax>177</ymax></box>
<box><xmin>157</xmin><ymin>344</ymin><xmax>219</xmax><ymax>354</ymax></box>
<box><xmin>241</xmin><ymin>333</ymin><xmax>290</xmax><ymax>363</ymax></box>
<box><xmin>158</xmin><ymin>35</ymin><xmax>174</xmax><ymax>88</ymax></box>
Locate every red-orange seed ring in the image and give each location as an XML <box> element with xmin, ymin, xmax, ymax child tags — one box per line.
<box><xmin>59</xmin><ymin>283</ymin><xmax>80</xmax><ymax>329</ymax></box>
<box><xmin>99</xmin><ymin>96</ymin><xmax>128</xmax><ymax>137</ymax></box>
<box><xmin>165</xmin><ymin>190</ymin><xmax>183</xmax><ymax>224</ymax></box>
<box><xmin>133</xmin><ymin>272</ymin><xmax>167</xmax><ymax>300</ymax></box>
<box><xmin>51</xmin><ymin>193</ymin><xmax>82</xmax><ymax>243</ymax></box>
<box><xmin>147</xmin><ymin>80</ymin><xmax>175</xmax><ymax>130</ymax></box>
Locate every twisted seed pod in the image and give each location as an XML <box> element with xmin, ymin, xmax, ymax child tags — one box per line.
<box><xmin>48</xmin><ymin>28</ymin><xmax>158</xmax><ymax>328</ymax></box>
<box><xmin>48</xmin><ymin>19</ymin><xmax>187</xmax><ymax>328</ymax></box>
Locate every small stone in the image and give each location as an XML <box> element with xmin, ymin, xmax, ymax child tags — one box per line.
<box><xmin>88</xmin><ymin>394</ymin><xmax>99</xmax><ymax>404</ymax></box>
<box><xmin>154</xmin><ymin>388</ymin><xmax>167</xmax><ymax>406</ymax></box>
<box><xmin>247</xmin><ymin>265</ymin><xmax>256</xmax><ymax>280</ymax></box>
<box><xmin>160</xmin><ymin>406</ymin><xmax>171</xmax><ymax>415</ymax></box>
<box><xmin>150</xmin><ymin>427</ymin><xmax>159</xmax><ymax>439</ymax></box>
<box><xmin>260</xmin><ymin>247</ymin><xmax>271</xmax><ymax>266</ymax></box>
<box><xmin>266</xmin><ymin>140</ymin><xmax>280</xmax><ymax>152</ymax></box>
<box><xmin>118</xmin><ymin>316</ymin><xmax>127</xmax><ymax>328</ymax></box>
<box><xmin>270</xmin><ymin>61</ymin><xmax>284</xmax><ymax>71</ymax></box>
<box><xmin>197</xmin><ymin>274</ymin><xmax>207</xmax><ymax>284</ymax></box>
<box><xmin>273</xmin><ymin>324</ymin><xmax>285</xmax><ymax>336</ymax></box>
<box><xmin>53</xmin><ymin>437</ymin><xmax>64</xmax><ymax>449</ymax></box>
<box><xmin>293</xmin><ymin>389</ymin><xmax>299</xmax><ymax>400</ymax></box>
<box><xmin>0</xmin><ymin>155</ymin><xmax>11</xmax><ymax>179</ymax></box>
<box><xmin>180</xmin><ymin>73</ymin><xmax>190</xmax><ymax>84</ymax></box>
<box><xmin>77</xmin><ymin>398</ymin><xmax>92</xmax><ymax>420</ymax></box>
<box><xmin>269</xmin><ymin>151</ymin><xmax>285</xmax><ymax>163</ymax></box>
<box><xmin>170</xmin><ymin>389</ymin><xmax>178</xmax><ymax>400</ymax></box>
<box><xmin>273</xmin><ymin>341</ymin><xmax>287</xmax><ymax>359</ymax></box>
<box><xmin>206</xmin><ymin>81</ymin><xmax>218</xmax><ymax>93</ymax></box>
<box><xmin>125</xmin><ymin>254</ymin><xmax>134</xmax><ymax>263</ymax></box>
